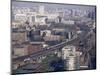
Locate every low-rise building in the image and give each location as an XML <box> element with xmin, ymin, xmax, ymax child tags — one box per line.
<box><xmin>12</xmin><ymin>21</ymin><xmax>23</xmax><ymax>29</ymax></box>
<box><xmin>61</xmin><ymin>19</ymin><xmax>75</xmax><ymax>25</ymax></box>
<box><xmin>13</xmin><ymin>44</ymin><xmax>28</xmax><ymax>57</ymax></box>
<box><xmin>43</xmin><ymin>35</ymin><xmax>61</xmax><ymax>41</ymax></box>
<box><xmin>12</xmin><ymin>31</ymin><xmax>27</xmax><ymax>44</ymax></box>
<box><xmin>41</xmin><ymin>30</ymin><xmax>51</xmax><ymax>36</ymax></box>
<box><xmin>27</xmin><ymin>42</ymin><xmax>43</xmax><ymax>55</ymax></box>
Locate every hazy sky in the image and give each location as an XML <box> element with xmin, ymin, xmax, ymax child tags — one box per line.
<box><xmin>12</xmin><ymin>1</ymin><xmax>96</xmax><ymax>12</ymax></box>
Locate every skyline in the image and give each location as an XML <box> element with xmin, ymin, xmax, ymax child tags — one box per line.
<box><xmin>12</xmin><ymin>1</ymin><xmax>96</xmax><ymax>12</ymax></box>
<box><xmin>11</xmin><ymin>1</ymin><xmax>96</xmax><ymax>74</ymax></box>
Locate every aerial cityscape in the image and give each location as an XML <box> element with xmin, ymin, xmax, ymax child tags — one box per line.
<box><xmin>11</xmin><ymin>1</ymin><xmax>96</xmax><ymax>74</ymax></box>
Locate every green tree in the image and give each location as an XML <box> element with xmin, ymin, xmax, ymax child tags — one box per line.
<box><xmin>41</xmin><ymin>54</ymin><xmax>60</xmax><ymax>72</ymax></box>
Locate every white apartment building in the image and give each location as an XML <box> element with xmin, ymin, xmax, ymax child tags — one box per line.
<box><xmin>62</xmin><ymin>45</ymin><xmax>80</xmax><ymax>70</ymax></box>
<box><xmin>62</xmin><ymin>45</ymin><xmax>76</xmax><ymax>59</ymax></box>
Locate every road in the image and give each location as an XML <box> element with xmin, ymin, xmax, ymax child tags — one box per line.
<box><xmin>13</xmin><ymin>29</ymin><xmax>93</xmax><ymax>62</ymax></box>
